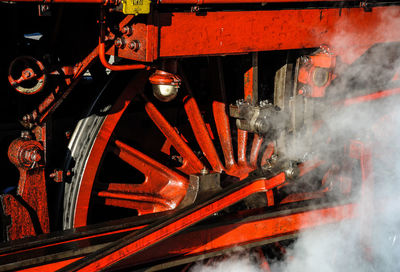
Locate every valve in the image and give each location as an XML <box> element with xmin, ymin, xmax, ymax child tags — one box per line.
<box><xmin>229</xmin><ymin>100</ymin><xmax>288</xmax><ymax>136</ymax></box>
<box><xmin>8</xmin><ymin>56</ymin><xmax>47</xmax><ymax>95</ymax></box>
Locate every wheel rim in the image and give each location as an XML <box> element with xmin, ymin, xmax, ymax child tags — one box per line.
<box><xmin>66</xmin><ymin>70</ymin><xmax>274</xmax><ymax>229</ymax></box>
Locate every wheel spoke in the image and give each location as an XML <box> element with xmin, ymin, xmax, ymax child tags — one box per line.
<box><xmin>97</xmin><ymin>184</ymin><xmax>174</xmax><ymax>214</ymax></box>
<box><xmin>184</xmin><ymin>96</ymin><xmax>224</xmax><ymax>172</ymax></box>
<box><xmin>109</xmin><ymin>139</ymin><xmax>189</xmax><ymax>214</ymax></box>
<box><xmin>237</xmin><ymin>129</ymin><xmax>248</xmax><ymax>167</ymax></box>
<box><xmin>261</xmin><ymin>142</ymin><xmax>274</xmax><ymax>166</ymax></box>
<box><xmin>144</xmin><ymin>99</ymin><xmax>204</xmax><ymax>175</ymax></box>
<box><xmin>249</xmin><ymin>134</ymin><xmax>263</xmax><ymax>168</ymax></box>
<box><xmin>98</xmin><ymin>187</ymin><xmax>171</xmax><ymax>206</ymax></box>
<box><xmin>213</xmin><ymin>101</ymin><xmax>236</xmax><ymax>169</ymax></box>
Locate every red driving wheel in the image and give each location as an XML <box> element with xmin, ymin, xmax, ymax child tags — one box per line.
<box><xmin>63</xmin><ymin>70</ymin><xmax>274</xmax><ymax>229</ymax></box>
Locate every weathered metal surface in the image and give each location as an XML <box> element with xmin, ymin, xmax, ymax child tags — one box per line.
<box><xmin>0</xmin><ymin>1</ymin><xmax>398</xmax><ymax>270</ymax></box>
<box><xmin>8</xmin><ymin>56</ymin><xmax>47</xmax><ymax>95</ymax></box>
<box><xmin>72</xmin><ymin>71</ymin><xmax>149</xmax><ymax>228</ymax></box>
<box><xmin>58</xmin><ymin>171</ymin><xmax>287</xmax><ymax>271</ymax></box>
<box><xmin>1</xmin><ymin>135</ymin><xmax>49</xmax><ymax>240</ymax></box>
<box><xmin>145</xmin><ymin>99</ymin><xmax>204</xmax><ymax>174</ymax></box>
<box><xmin>184</xmin><ymin>96</ymin><xmax>225</xmax><ymax>173</ymax></box>
<box><xmin>157</xmin><ymin>7</ymin><xmax>400</xmax><ymax>62</ymax></box>
<box><xmin>0</xmin><ymin>202</ymin><xmax>354</xmax><ymax>272</ymax></box>
<box><xmin>101</xmin><ymin>138</ymin><xmax>189</xmax><ymax>213</ymax></box>
<box><xmin>159</xmin><ymin>0</ymin><xmax>359</xmax><ymax>4</ymax></box>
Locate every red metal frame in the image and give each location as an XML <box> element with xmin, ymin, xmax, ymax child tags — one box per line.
<box><xmin>159</xmin><ymin>0</ymin><xmax>358</xmax><ymax>4</ymax></box>
<box><xmin>87</xmin><ymin>7</ymin><xmax>400</xmax><ymax>65</ymax></box>
<box><xmin>156</xmin><ymin>7</ymin><xmax>400</xmax><ymax>63</ymax></box>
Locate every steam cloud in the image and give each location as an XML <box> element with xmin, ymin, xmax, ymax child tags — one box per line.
<box><xmin>191</xmin><ymin>7</ymin><xmax>400</xmax><ymax>272</ymax></box>
<box><xmin>190</xmin><ymin>249</ymin><xmax>262</xmax><ymax>272</ymax></box>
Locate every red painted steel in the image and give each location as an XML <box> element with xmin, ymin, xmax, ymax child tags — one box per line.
<box><xmin>145</xmin><ymin>99</ymin><xmax>204</xmax><ymax>174</ymax></box>
<box><xmin>5</xmin><ymin>0</ymin><xmax>105</xmax><ymax>3</ymax></box>
<box><xmin>157</xmin><ymin>7</ymin><xmax>400</xmax><ymax>63</ymax></box>
<box><xmin>2</xmin><ymin>203</ymin><xmax>354</xmax><ymax>271</ymax></box>
<box><xmin>342</xmin><ymin>87</ymin><xmax>400</xmax><ymax>106</ymax></box>
<box><xmin>24</xmin><ymin>46</ymin><xmax>100</xmax><ymax>126</ymax></box>
<box><xmin>106</xmin><ymin>20</ymin><xmax>158</xmax><ymax>63</ymax></box>
<box><xmin>88</xmin><ymin>204</ymin><xmax>355</xmax><ymax>269</ymax></box>
<box><xmin>0</xmin><ymin>225</ymin><xmax>146</xmax><ymax>260</ymax></box>
<box><xmin>63</xmin><ymin>173</ymin><xmax>287</xmax><ymax>271</ymax></box>
<box><xmin>0</xmin><ymin>195</ymin><xmax>37</xmax><ymax>240</ymax></box>
<box><xmin>261</xmin><ymin>142</ymin><xmax>274</xmax><ymax>166</ymax></box>
<box><xmin>0</xmin><ymin>2</ymin><xmax>397</xmax><ymax>270</ymax></box>
<box><xmin>212</xmin><ymin>101</ymin><xmax>254</xmax><ymax>178</ymax></box>
<box><xmin>266</xmin><ymin>190</ymin><xmax>274</xmax><ymax>206</ymax></box>
<box><xmin>184</xmin><ymin>96</ymin><xmax>225</xmax><ymax>173</ymax></box>
<box><xmin>298</xmin><ymin>50</ymin><xmax>336</xmax><ymax>97</ymax></box>
<box><xmin>280</xmin><ymin>191</ymin><xmax>328</xmax><ymax>204</ymax></box>
<box><xmin>249</xmin><ymin>134</ymin><xmax>263</xmax><ymax>168</ymax></box>
<box><xmin>3</xmin><ymin>0</ymin><xmax>355</xmax><ymax>3</ymax></box>
<box><xmin>256</xmin><ymin>247</ymin><xmax>272</xmax><ymax>272</ymax></box>
<box><xmin>73</xmin><ymin>71</ymin><xmax>277</xmax><ymax>226</ymax></box>
<box><xmin>298</xmin><ymin>160</ymin><xmax>325</xmax><ymax>177</ymax></box>
<box><xmin>213</xmin><ymin>101</ymin><xmax>236</xmax><ymax>169</ymax></box>
<box><xmin>183</xmin><ymin>96</ymin><xmax>267</xmax><ymax>179</ymax></box>
<box><xmin>160</xmin><ymin>0</ymin><xmax>356</xmax><ymax>3</ymax></box>
<box><xmin>2</xmin><ymin>137</ymin><xmax>49</xmax><ymax>240</ymax></box>
<box><xmin>73</xmin><ymin>71</ymin><xmax>149</xmax><ymax>227</ymax></box>
<box><xmin>99</xmin><ymin>39</ymin><xmax>149</xmax><ymax>71</ymax></box>
<box><xmin>237</xmin><ymin>129</ymin><xmax>249</xmax><ymax>166</ymax></box>
<box><xmin>244</xmin><ymin>65</ymin><xmax>255</xmax><ymax>103</ymax></box>
<box><xmin>8</xmin><ymin>57</ymin><xmax>47</xmax><ymax>95</ymax></box>
<box><xmin>100</xmin><ymin>139</ymin><xmax>189</xmax><ymax>214</ymax></box>
<box><xmin>348</xmin><ymin>140</ymin><xmax>374</xmax><ymax>260</ymax></box>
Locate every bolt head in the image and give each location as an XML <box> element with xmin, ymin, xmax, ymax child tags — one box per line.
<box><xmin>128</xmin><ymin>40</ymin><xmax>140</xmax><ymax>51</ymax></box>
<box><xmin>31</xmin><ymin>152</ymin><xmax>41</xmax><ymax>162</ymax></box>
<box><xmin>114</xmin><ymin>38</ymin><xmax>125</xmax><ymax>48</ymax></box>
<box><xmin>21</xmin><ymin>130</ymin><xmax>31</xmax><ymax>139</ymax></box>
<box><xmin>121</xmin><ymin>26</ymin><xmax>133</xmax><ymax>36</ymax></box>
<box><xmin>200</xmin><ymin>167</ymin><xmax>209</xmax><ymax>175</ymax></box>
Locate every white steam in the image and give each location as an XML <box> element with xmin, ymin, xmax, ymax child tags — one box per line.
<box><xmin>274</xmin><ymin>6</ymin><xmax>400</xmax><ymax>272</ymax></box>
<box><xmin>190</xmin><ymin>6</ymin><xmax>400</xmax><ymax>272</ymax></box>
<box><xmin>189</xmin><ymin>248</ymin><xmax>263</xmax><ymax>272</ymax></box>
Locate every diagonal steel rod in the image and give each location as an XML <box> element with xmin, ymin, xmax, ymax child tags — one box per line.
<box><xmin>58</xmin><ymin>169</ymin><xmax>286</xmax><ymax>271</ymax></box>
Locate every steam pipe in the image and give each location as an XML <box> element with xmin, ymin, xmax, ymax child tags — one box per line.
<box><xmin>98</xmin><ymin>40</ymin><xmax>149</xmax><ymax>71</ymax></box>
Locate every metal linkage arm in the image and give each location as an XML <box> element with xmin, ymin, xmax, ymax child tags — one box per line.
<box><xmin>58</xmin><ymin>170</ymin><xmax>286</xmax><ymax>271</ymax></box>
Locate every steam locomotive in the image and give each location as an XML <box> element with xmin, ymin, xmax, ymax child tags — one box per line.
<box><xmin>0</xmin><ymin>0</ymin><xmax>399</xmax><ymax>270</ymax></box>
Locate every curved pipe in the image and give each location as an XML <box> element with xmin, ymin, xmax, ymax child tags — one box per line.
<box><xmin>98</xmin><ymin>11</ymin><xmax>149</xmax><ymax>72</ymax></box>
<box><xmin>99</xmin><ymin>39</ymin><xmax>149</xmax><ymax>71</ymax></box>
